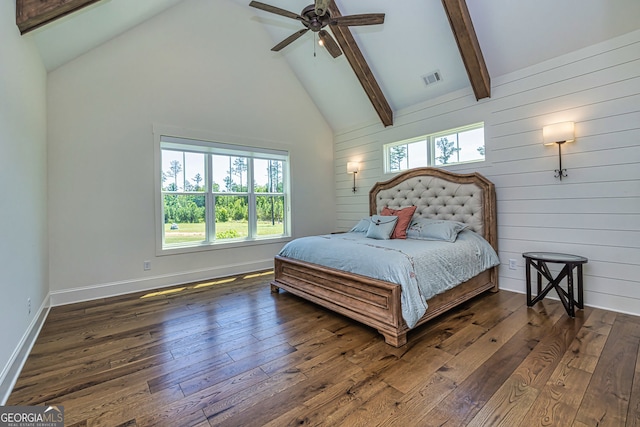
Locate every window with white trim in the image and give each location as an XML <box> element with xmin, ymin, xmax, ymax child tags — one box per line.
<box><xmin>159</xmin><ymin>135</ymin><xmax>290</xmax><ymax>251</ymax></box>
<box><xmin>384</xmin><ymin>122</ymin><xmax>485</xmax><ymax>173</ymax></box>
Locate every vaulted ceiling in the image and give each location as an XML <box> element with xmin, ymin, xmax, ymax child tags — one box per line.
<box><xmin>18</xmin><ymin>0</ymin><xmax>640</xmax><ymax>132</ymax></box>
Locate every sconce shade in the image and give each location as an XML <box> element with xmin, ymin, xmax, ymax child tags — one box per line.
<box><xmin>543</xmin><ymin>122</ymin><xmax>575</xmax><ymax>145</ymax></box>
<box><xmin>347</xmin><ymin>161</ymin><xmax>360</xmax><ymax>193</ymax></box>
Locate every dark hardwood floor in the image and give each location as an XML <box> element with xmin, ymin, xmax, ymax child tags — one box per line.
<box><xmin>8</xmin><ymin>270</ymin><xmax>640</xmax><ymax>426</ymax></box>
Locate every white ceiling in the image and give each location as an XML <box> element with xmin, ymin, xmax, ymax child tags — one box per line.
<box><xmin>27</xmin><ymin>0</ymin><xmax>640</xmax><ymax>132</ymax></box>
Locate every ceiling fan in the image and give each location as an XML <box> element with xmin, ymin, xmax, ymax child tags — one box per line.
<box><xmin>249</xmin><ymin>1</ymin><xmax>385</xmax><ymax>58</ymax></box>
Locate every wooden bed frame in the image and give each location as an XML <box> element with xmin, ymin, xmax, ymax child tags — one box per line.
<box><xmin>271</xmin><ymin>167</ymin><xmax>499</xmax><ymax>347</ymax></box>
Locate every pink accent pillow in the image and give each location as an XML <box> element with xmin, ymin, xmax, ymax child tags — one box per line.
<box><xmin>381</xmin><ymin>206</ymin><xmax>417</xmax><ymax>239</ymax></box>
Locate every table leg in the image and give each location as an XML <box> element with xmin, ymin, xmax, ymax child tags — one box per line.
<box><xmin>566</xmin><ymin>265</ymin><xmax>575</xmax><ymax>317</ymax></box>
<box><xmin>525</xmin><ymin>257</ymin><xmax>532</xmax><ymax>306</ymax></box>
<box><xmin>537</xmin><ymin>269</ymin><xmax>542</xmax><ymax>295</ymax></box>
<box><xmin>577</xmin><ymin>264</ymin><xmax>584</xmax><ymax>309</ymax></box>
<box><xmin>528</xmin><ymin>260</ymin><xmax>558</xmax><ymax>306</ymax></box>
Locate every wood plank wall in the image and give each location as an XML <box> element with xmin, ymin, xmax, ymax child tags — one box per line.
<box><xmin>333</xmin><ymin>30</ymin><xmax>640</xmax><ymax>315</ymax></box>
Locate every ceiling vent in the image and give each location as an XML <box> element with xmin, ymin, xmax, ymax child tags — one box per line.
<box><xmin>422</xmin><ymin>70</ymin><xmax>442</xmax><ymax>87</ymax></box>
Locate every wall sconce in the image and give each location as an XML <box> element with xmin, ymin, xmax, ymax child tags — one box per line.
<box><xmin>347</xmin><ymin>161</ymin><xmax>360</xmax><ymax>193</ymax></box>
<box><xmin>543</xmin><ymin>121</ymin><xmax>575</xmax><ymax>180</ymax></box>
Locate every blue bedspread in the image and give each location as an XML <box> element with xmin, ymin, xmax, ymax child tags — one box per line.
<box><xmin>278</xmin><ymin>231</ymin><xmax>500</xmax><ymax>328</ymax></box>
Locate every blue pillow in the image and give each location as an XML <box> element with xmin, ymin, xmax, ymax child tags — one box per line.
<box><xmin>350</xmin><ymin>218</ymin><xmax>371</xmax><ymax>233</ymax></box>
<box><xmin>366</xmin><ymin>215</ymin><xmax>398</xmax><ymax>240</ymax></box>
<box><xmin>407</xmin><ymin>218</ymin><xmax>467</xmax><ymax>242</ymax></box>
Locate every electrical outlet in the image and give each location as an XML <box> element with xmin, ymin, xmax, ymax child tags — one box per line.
<box><xmin>27</xmin><ymin>298</ymin><xmax>31</xmax><ymax>315</ymax></box>
<box><xmin>143</xmin><ymin>261</ymin><xmax>151</xmax><ymax>271</ymax></box>
<box><xmin>509</xmin><ymin>259</ymin><xmax>517</xmax><ymax>270</ymax></box>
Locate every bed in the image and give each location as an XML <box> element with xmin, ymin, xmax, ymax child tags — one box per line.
<box><xmin>271</xmin><ymin>167</ymin><xmax>499</xmax><ymax>347</ymax></box>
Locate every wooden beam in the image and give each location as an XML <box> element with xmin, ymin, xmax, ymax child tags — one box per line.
<box><xmin>328</xmin><ymin>2</ymin><xmax>393</xmax><ymax>127</ymax></box>
<box><xmin>16</xmin><ymin>0</ymin><xmax>104</xmax><ymax>35</ymax></box>
<box><xmin>441</xmin><ymin>0</ymin><xmax>491</xmax><ymax>100</ymax></box>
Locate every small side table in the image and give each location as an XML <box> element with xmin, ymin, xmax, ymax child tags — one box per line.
<box><xmin>522</xmin><ymin>252</ymin><xmax>588</xmax><ymax>317</ymax></box>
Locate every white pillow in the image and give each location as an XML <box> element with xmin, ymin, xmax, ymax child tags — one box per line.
<box><xmin>366</xmin><ymin>215</ymin><xmax>398</xmax><ymax>240</ymax></box>
<box><xmin>350</xmin><ymin>217</ymin><xmax>371</xmax><ymax>233</ymax></box>
<box><xmin>407</xmin><ymin>218</ymin><xmax>467</xmax><ymax>242</ymax></box>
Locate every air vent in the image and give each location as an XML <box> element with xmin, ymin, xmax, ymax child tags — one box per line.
<box><xmin>422</xmin><ymin>70</ymin><xmax>442</xmax><ymax>87</ymax></box>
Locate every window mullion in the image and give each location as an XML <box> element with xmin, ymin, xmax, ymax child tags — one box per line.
<box><xmin>248</xmin><ymin>158</ymin><xmax>257</xmax><ymax>239</ymax></box>
<box><xmin>182</xmin><ymin>151</ymin><xmax>186</xmax><ymax>190</ymax></box>
<box><xmin>206</xmin><ymin>153</ymin><xmax>215</xmax><ymax>242</ymax></box>
<box><xmin>427</xmin><ymin>136</ymin><xmax>434</xmax><ymax>166</ymax></box>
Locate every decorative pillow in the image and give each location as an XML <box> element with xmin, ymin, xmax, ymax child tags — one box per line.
<box><xmin>381</xmin><ymin>206</ymin><xmax>417</xmax><ymax>239</ymax></box>
<box><xmin>407</xmin><ymin>218</ymin><xmax>468</xmax><ymax>242</ymax></box>
<box><xmin>366</xmin><ymin>215</ymin><xmax>398</xmax><ymax>240</ymax></box>
<box><xmin>350</xmin><ymin>218</ymin><xmax>371</xmax><ymax>233</ymax></box>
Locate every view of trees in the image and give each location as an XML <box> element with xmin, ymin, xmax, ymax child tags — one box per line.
<box><xmin>435</xmin><ymin>137</ymin><xmax>461</xmax><ymax>164</ymax></box>
<box><xmin>163</xmin><ymin>194</ymin><xmax>205</xmax><ymax>224</ymax></box>
<box><xmin>162</xmin><ymin>154</ymin><xmax>285</xmax><ymax>240</ymax></box>
<box><xmin>389</xmin><ymin>145</ymin><xmax>408</xmax><ymax>171</ymax></box>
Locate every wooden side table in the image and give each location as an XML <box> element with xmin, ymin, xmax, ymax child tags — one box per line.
<box><xmin>522</xmin><ymin>252</ymin><xmax>588</xmax><ymax>317</ymax></box>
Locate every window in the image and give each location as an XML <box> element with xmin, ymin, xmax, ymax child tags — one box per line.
<box><xmin>384</xmin><ymin>123</ymin><xmax>485</xmax><ymax>173</ymax></box>
<box><xmin>158</xmin><ymin>135</ymin><xmax>290</xmax><ymax>251</ymax></box>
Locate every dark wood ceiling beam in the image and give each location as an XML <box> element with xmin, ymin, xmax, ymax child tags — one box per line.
<box><xmin>441</xmin><ymin>0</ymin><xmax>490</xmax><ymax>100</ymax></box>
<box><xmin>328</xmin><ymin>2</ymin><xmax>393</xmax><ymax>127</ymax></box>
<box><xmin>16</xmin><ymin>0</ymin><xmax>104</xmax><ymax>35</ymax></box>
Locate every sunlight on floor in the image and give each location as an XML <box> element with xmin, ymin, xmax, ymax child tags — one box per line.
<box><xmin>243</xmin><ymin>271</ymin><xmax>274</xmax><ymax>279</ymax></box>
<box><xmin>140</xmin><ymin>287</ymin><xmax>186</xmax><ymax>298</ymax></box>
<box><xmin>139</xmin><ymin>270</ymin><xmax>274</xmax><ymax>299</ymax></box>
<box><xmin>194</xmin><ymin>277</ymin><xmax>236</xmax><ymax>289</ymax></box>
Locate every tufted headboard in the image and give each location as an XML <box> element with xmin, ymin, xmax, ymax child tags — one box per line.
<box><xmin>369</xmin><ymin>167</ymin><xmax>497</xmax><ymax>251</ymax></box>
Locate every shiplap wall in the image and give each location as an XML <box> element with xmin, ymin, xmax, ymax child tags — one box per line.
<box><xmin>334</xmin><ymin>30</ymin><xmax>640</xmax><ymax>315</ymax></box>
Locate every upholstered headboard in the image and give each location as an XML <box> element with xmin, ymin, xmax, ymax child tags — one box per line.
<box><xmin>369</xmin><ymin>167</ymin><xmax>497</xmax><ymax>250</ymax></box>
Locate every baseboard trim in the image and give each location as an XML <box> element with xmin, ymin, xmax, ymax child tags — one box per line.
<box><xmin>49</xmin><ymin>259</ymin><xmax>274</xmax><ymax>306</ymax></box>
<box><xmin>0</xmin><ymin>296</ymin><xmax>50</xmax><ymax>405</ymax></box>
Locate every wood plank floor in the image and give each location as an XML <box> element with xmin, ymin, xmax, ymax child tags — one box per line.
<box><xmin>8</xmin><ymin>270</ymin><xmax>640</xmax><ymax>426</ymax></box>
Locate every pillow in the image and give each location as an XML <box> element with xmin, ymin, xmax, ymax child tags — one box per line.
<box><xmin>366</xmin><ymin>215</ymin><xmax>398</xmax><ymax>240</ymax></box>
<box><xmin>407</xmin><ymin>218</ymin><xmax>468</xmax><ymax>242</ymax></box>
<box><xmin>381</xmin><ymin>206</ymin><xmax>417</xmax><ymax>239</ymax></box>
<box><xmin>350</xmin><ymin>218</ymin><xmax>371</xmax><ymax>233</ymax></box>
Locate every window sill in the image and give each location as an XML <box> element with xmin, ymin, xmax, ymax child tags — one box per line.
<box><xmin>157</xmin><ymin>236</ymin><xmax>292</xmax><ymax>257</ymax></box>
<box><xmin>384</xmin><ymin>159</ymin><xmax>485</xmax><ymax>175</ymax></box>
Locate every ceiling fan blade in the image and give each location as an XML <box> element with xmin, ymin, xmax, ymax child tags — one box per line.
<box><xmin>330</xmin><ymin>13</ymin><xmax>385</xmax><ymax>26</ymax></box>
<box><xmin>249</xmin><ymin>1</ymin><xmax>305</xmax><ymax>22</ymax></box>
<box><xmin>318</xmin><ymin>30</ymin><xmax>342</xmax><ymax>58</ymax></box>
<box><xmin>271</xmin><ymin>28</ymin><xmax>309</xmax><ymax>52</ymax></box>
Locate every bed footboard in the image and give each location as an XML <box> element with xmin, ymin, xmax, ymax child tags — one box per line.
<box><xmin>271</xmin><ymin>255</ymin><xmax>409</xmax><ymax>346</ymax></box>
<box><xmin>271</xmin><ymin>255</ymin><xmax>498</xmax><ymax>347</ymax></box>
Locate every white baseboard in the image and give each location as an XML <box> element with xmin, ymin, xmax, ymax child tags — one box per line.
<box><xmin>49</xmin><ymin>259</ymin><xmax>274</xmax><ymax>306</ymax></box>
<box><xmin>0</xmin><ymin>296</ymin><xmax>50</xmax><ymax>405</ymax></box>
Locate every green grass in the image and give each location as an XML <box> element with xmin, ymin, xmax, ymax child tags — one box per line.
<box><xmin>164</xmin><ymin>221</ymin><xmax>284</xmax><ymax>244</ymax></box>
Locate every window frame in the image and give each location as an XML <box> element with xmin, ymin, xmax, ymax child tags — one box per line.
<box><xmin>154</xmin><ymin>126</ymin><xmax>291</xmax><ymax>256</ymax></box>
<box><xmin>383</xmin><ymin>122</ymin><xmax>485</xmax><ymax>173</ymax></box>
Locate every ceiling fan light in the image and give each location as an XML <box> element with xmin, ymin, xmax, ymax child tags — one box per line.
<box><xmin>315</xmin><ymin>0</ymin><xmax>331</xmax><ymax>16</ymax></box>
<box><xmin>318</xmin><ymin>38</ymin><xmax>324</xmax><ymax>46</ymax></box>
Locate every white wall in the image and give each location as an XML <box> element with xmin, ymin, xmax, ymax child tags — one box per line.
<box><xmin>47</xmin><ymin>0</ymin><xmax>335</xmax><ymax>302</ymax></box>
<box><xmin>335</xmin><ymin>30</ymin><xmax>640</xmax><ymax>315</ymax></box>
<box><xmin>0</xmin><ymin>1</ymin><xmax>48</xmax><ymax>402</ymax></box>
